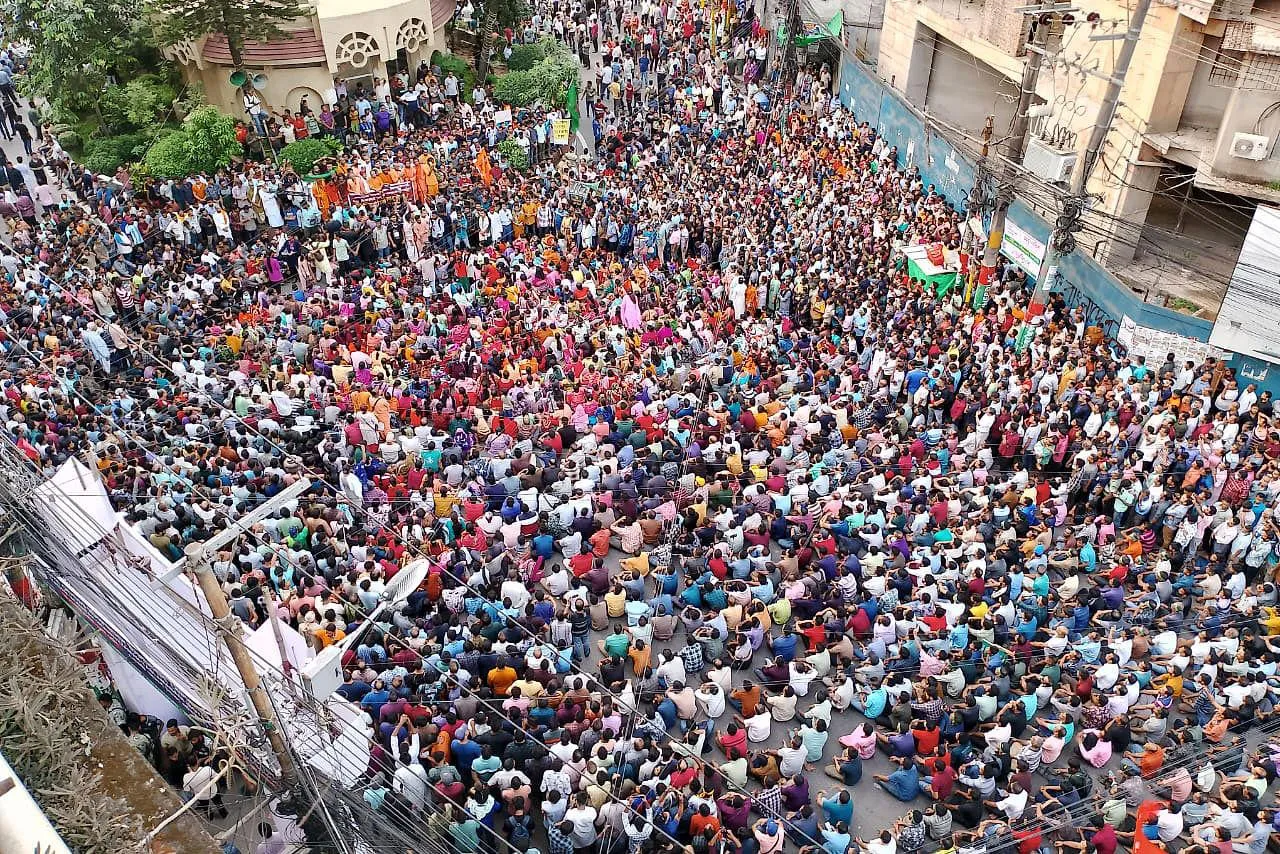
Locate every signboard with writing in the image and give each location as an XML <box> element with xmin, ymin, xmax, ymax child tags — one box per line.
<box><xmin>1002</xmin><ymin>219</ymin><xmax>1047</xmax><ymax>280</ymax></box>
<box><xmin>568</xmin><ymin>181</ymin><xmax>601</xmax><ymax>201</ymax></box>
<box><xmin>493</xmin><ymin>108</ymin><xmax>513</xmax><ymax>125</ymax></box>
<box><xmin>348</xmin><ymin>180</ymin><xmax>414</xmax><ymax>207</ymax></box>
<box><xmin>552</xmin><ymin>118</ymin><xmax>571</xmax><ymax>145</ymax></box>
<box><xmin>1119</xmin><ymin>315</ymin><xmax>1224</xmax><ymax>367</ymax></box>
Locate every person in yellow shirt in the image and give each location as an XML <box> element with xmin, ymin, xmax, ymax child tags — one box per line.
<box><xmin>313</xmin><ymin>622</ymin><xmax>346</xmax><ymax>650</ymax></box>
<box><xmin>508</xmin><ymin>676</ymin><xmax>544</xmax><ymax>700</ymax></box>
<box><xmin>350</xmin><ymin>386</ymin><xmax>372</xmax><ymax>411</ymax></box>
<box><xmin>433</xmin><ymin>491</ymin><xmax>458</xmax><ymax>518</ymax></box>
<box><xmin>1261</xmin><ymin>606</ymin><xmax>1280</xmax><ymax>635</ymax></box>
<box><xmin>604</xmin><ymin>584</ymin><xmax>627</xmax><ymax>617</ymax></box>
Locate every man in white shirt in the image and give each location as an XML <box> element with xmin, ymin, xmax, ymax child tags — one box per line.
<box><xmin>740</xmin><ymin>708</ymin><xmax>772</xmax><ymax>742</ymax></box>
<box><xmin>393</xmin><ymin>761</ymin><xmax>430</xmax><ymax>809</ymax></box>
<box><xmin>776</xmin><ymin>738</ymin><xmax>807</xmax><ymax>777</ymax></box>
<box><xmin>988</xmin><ymin>782</ymin><xmax>1028</xmax><ymax>820</ymax></box>
<box><xmin>1155</xmin><ymin>803</ymin><xmax>1185</xmax><ymax>842</ymax></box>
<box><xmin>543</xmin><ymin>564</ymin><xmax>572</xmax><ymax>597</ymax></box>
<box><xmin>696</xmin><ymin>681</ymin><xmax>726</xmax><ymax>718</ymax></box>
<box><xmin>564</xmin><ymin>795</ymin><xmax>599</xmax><ymax>849</ymax></box>
<box><xmin>182</xmin><ymin>760</ymin><xmax>228</xmax><ymax>818</ymax></box>
<box><xmin>656</xmin><ymin>650</ymin><xmax>686</xmax><ymax>686</ymax></box>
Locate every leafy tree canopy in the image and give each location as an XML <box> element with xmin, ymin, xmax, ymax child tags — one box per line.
<box><xmin>278</xmin><ymin>136</ymin><xmax>342</xmax><ymax>175</ymax></box>
<box><xmin>100</xmin><ymin>74</ymin><xmax>178</xmax><ymax>131</ymax></box>
<box><xmin>143</xmin><ymin>105</ymin><xmax>240</xmax><ymax>177</ymax></box>
<box><xmin>496</xmin><ymin>138</ymin><xmax>528</xmax><ymax>171</ymax></box>
<box><xmin>491</xmin><ymin>38</ymin><xmax>576</xmax><ymax>107</ymax></box>
<box><xmin>481</xmin><ymin>0</ymin><xmax>529</xmax><ymax>28</ymax></box>
<box><xmin>11</xmin><ymin>0</ymin><xmax>155</xmax><ymax>119</ymax></box>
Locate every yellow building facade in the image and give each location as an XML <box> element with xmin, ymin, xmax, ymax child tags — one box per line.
<box><xmin>164</xmin><ymin>0</ymin><xmax>455</xmax><ymax>118</ymax></box>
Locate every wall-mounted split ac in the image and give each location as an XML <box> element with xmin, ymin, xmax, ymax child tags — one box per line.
<box><xmin>1231</xmin><ymin>132</ymin><xmax>1271</xmax><ymax>160</ymax></box>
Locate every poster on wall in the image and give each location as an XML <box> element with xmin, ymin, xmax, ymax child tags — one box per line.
<box><xmin>1002</xmin><ymin>219</ymin><xmax>1047</xmax><ymax>280</ymax></box>
<box><xmin>1210</xmin><ymin>204</ymin><xmax>1280</xmax><ymax>364</ymax></box>
<box><xmin>1118</xmin><ymin>315</ymin><xmax>1225</xmax><ymax>366</ymax></box>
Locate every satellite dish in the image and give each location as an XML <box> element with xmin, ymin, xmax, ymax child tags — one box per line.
<box><xmin>381</xmin><ymin>559</ymin><xmax>431</xmax><ymax>605</ymax></box>
<box><xmin>229</xmin><ymin>69</ymin><xmax>248</xmax><ymax>87</ymax></box>
<box><xmin>251</xmin><ymin>72</ymin><xmax>269</xmax><ymax>89</ymax></box>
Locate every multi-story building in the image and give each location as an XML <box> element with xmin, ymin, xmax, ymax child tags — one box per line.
<box><xmin>163</xmin><ymin>0</ymin><xmax>454</xmax><ymax>121</ymax></box>
<box><xmin>872</xmin><ymin>0</ymin><xmax>1280</xmax><ymax>315</ymax></box>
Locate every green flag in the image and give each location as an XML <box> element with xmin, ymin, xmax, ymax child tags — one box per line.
<box><xmin>566</xmin><ymin>79</ymin><xmax>581</xmax><ymax>133</ymax></box>
<box><xmin>782</xmin><ymin>11</ymin><xmax>844</xmax><ymax>46</ymax></box>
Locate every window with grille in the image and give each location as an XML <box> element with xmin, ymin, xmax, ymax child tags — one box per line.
<box><xmin>1241</xmin><ymin>54</ymin><xmax>1280</xmax><ymax>89</ymax></box>
<box><xmin>1209</xmin><ymin>48</ymin><xmax>1244</xmax><ymax>86</ymax></box>
<box><xmin>1223</xmin><ymin>20</ymin><xmax>1254</xmax><ymax>50</ymax></box>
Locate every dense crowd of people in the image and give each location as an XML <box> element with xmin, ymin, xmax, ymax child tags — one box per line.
<box><xmin>3</xmin><ymin>0</ymin><xmax>1280</xmax><ymax>853</ymax></box>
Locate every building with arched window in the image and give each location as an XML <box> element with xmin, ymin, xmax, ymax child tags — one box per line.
<box><xmin>163</xmin><ymin>0</ymin><xmax>456</xmax><ymax>121</ymax></box>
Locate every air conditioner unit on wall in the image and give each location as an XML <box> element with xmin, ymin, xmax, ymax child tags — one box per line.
<box><xmin>1022</xmin><ymin>135</ymin><xmax>1078</xmax><ymax>184</ymax></box>
<box><xmin>1231</xmin><ymin>132</ymin><xmax>1271</xmax><ymax>160</ymax></box>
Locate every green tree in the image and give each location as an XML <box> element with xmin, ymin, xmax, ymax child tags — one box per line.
<box><xmin>83</xmin><ymin>132</ymin><xmax>151</xmax><ymax>173</ymax></box>
<box><xmin>480</xmin><ymin>0</ymin><xmax>529</xmax><ymax>28</ymax></box>
<box><xmin>505</xmin><ymin>41</ymin><xmax>545</xmax><ymax>71</ymax></box>
<box><xmin>11</xmin><ymin>0</ymin><xmax>155</xmax><ymax>120</ymax></box>
<box><xmin>491</xmin><ymin>39</ymin><xmax>576</xmax><ymax>106</ymax></box>
<box><xmin>147</xmin><ymin>0</ymin><xmax>305</xmax><ymax>69</ymax></box>
<box><xmin>496</xmin><ymin>138</ymin><xmax>528</xmax><ymax>171</ymax></box>
<box><xmin>279</xmin><ymin>137</ymin><xmax>342</xmax><ymax>175</ymax></box>
<box><xmin>143</xmin><ymin>128</ymin><xmax>191</xmax><ymax>177</ymax></box>
<box><xmin>100</xmin><ymin>74</ymin><xmax>178</xmax><ymax>132</ymax></box>
<box><xmin>182</xmin><ymin>106</ymin><xmax>241</xmax><ymax>171</ymax></box>
<box><xmin>143</xmin><ymin>106</ymin><xmax>240</xmax><ymax>177</ymax></box>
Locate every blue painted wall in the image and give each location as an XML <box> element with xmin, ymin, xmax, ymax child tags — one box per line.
<box><xmin>1003</xmin><ymin>201</ymin><xmax>1214</xmax><ymax>341</ymax></box>
<box><xmin>832</xmin><ymin>57</ymin><xmax>1280</xmax><ymax>390</ymax></box>
<box><xmin>837</xmin><ymin>57</ymin><xmax>975</xmax><ymax>208</ymax></box>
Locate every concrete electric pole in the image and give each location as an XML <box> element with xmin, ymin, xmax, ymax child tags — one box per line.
<box><xmin>975</xmin><ymin>5</ymin><xmax>1054</xmax><ymax>290</ymax></box>
<box><xmin>966</xmin><ymin>115</ymin><xmax>996</xmax><ymax>304</ymax></box>
<box><xmin>1028</xmin><ymin>0</ymin><xmax>1154</xmax><ymax>313</ymax></box>
<box><xmin>180</xmin><ymin>476</ymin><xmax>313</xmax><ymax>787</ymax></box>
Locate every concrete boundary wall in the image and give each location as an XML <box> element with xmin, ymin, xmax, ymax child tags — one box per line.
<box><xmin>832</xmin><ymin>55</ymin><xmax>1280</xmax><ymax>389</ymax></box>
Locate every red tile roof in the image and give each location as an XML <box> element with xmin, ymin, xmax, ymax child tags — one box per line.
<box><xmin>201</xmin><ymin>31</ymin><xmax>327</xmax><ymax>65</ymax></box>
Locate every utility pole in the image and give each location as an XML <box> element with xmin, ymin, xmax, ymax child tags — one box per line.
<box><xmin>780</xmin><ymin>0</ymin><xmax>802</xmax><ymax>92</ymax></box>
<box><xmin>178</xmin><ymin>476</ymin><xmax>313</xmax><ymax>787</ymax></box>
<box><xmin>976</xmin><ymin>7</ymin><xmax>1050</xmax><ymax>290</ymax></box>
<box><xmin>187</xmin><ymin>542</ymin><xmax>298</xmax><ymax>785</ymax></box>
<box><xmin>966</xmin><ymin>115</ymin><xmax>995</xmax><ymax>305</ymax></box>
<box><xmin>1029</xmin><ymin>0</ymin><xmax>1153</xmax><ymax>313</ymax></box>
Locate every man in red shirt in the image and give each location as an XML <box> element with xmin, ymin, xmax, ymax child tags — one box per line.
<box><xmin>1058</xmin><ymin>816</ymin><xmax>1116</xmax><ymax>854</ymax></box>
<box><xmin>911</xmin><ymin>719</ymin><xmax>940</xmax><ymax>756</ymax></box>
<box><xmin>716</xmin><ymin>722</ymin><xmax>748</xmax><ymax>759</ymax></box>
<box><xmin>1089</xmin><ymin>821</ymin><xmax>1118</xmax><ymax>854</ymax></box>
<box><xmin>921</xmin><ymin>758</ymin><xmax>955</xmax><ymax>800</ymax></box>
<box><xmin>1009</xmin><ymin>816</ymin><xmax>1042</xmax><ymax>854</ymax></box>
